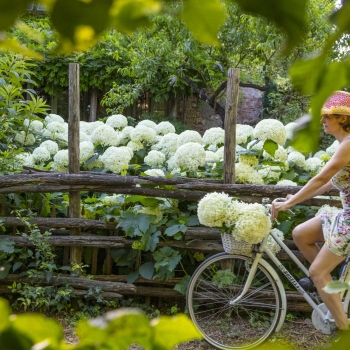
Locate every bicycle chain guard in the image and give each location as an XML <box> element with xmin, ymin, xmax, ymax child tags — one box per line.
<box><xmin>311</xmin><ymin>303</ymin><xmax>337</xmax><ymax>335</ymax></box>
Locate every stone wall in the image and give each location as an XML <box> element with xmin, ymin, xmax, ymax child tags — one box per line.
<box><xmin>182</xmin><ymin>87</ymin><xmax>263</xmax><ymax>134</ymax></box>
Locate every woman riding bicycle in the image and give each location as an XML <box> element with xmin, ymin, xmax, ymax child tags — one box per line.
<box><xmin>272</xmin><ymin>90</ymin><xmax>350</xmax><ymax>331</ymax></box>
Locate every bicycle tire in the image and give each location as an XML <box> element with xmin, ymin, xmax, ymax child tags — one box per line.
<box><xmin>186</xmin><ymin>252</ymin><xmax>284</xmax><ymax>349</ymax></box>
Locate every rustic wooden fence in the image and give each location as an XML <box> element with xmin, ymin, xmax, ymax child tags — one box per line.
<box><xmin>0</xmin><ymin>171</ymin><xmax>341</xmax><ymax>311</ymax></box>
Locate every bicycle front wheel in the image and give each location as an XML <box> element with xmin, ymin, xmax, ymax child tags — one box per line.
<box><xmin>186</xmin><ymin>252</ymin><xmax>283</xmax><ymax>349</ymax></box>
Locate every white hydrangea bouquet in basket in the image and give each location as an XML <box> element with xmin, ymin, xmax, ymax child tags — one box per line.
<box><xmin>197</xmin><ymin>192</ymin><xmax>272</xmax><ymax>255</ymax></box>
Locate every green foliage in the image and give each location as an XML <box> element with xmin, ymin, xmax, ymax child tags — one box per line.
<box><xmin>0</xmin><ymin>298</ymin><xmax>202</xmax><ymax>350</ymax></box>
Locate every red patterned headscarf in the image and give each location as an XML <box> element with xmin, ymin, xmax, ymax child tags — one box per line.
<box><xmin>321</xmin><ymin>91</ymin><xmax>350</xmax><ymax>116</ymax></box>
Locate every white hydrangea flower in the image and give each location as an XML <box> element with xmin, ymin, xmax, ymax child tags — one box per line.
<box><xmin>267</xmin><ymin>228</ymin><xmax>284</xmax><ymax>254</ymax></box>
<box><xmin>258</xmin><ymin>165</ymin><xmax>281</xmax><ymax>182</ymax></box>
<box><xmin>106</xmin><ymin>114</ymin><xmax>128</xmax><ymax>129</ymax></box>
<box><xmin>238</xmin><ymin>154</ymin><xmax>259</xmax><ymax>167</ymax></box>
<box><xmin>285</xmin><ymin>122</ymin><xmax>298</xmax><ymax>140</ymax></box>
<box><xmin>144</xmin><ymin>169</ymin><xmax>165</xmax><ymax>177</ymax></box>
<box><xmin>15</xmin><ymin>152</ymin><xmax>35</xmax><ymax>167</ymax></box>
<box><xmin>45</xmin><ymin>121</ymin><xmax>66</xmax><ymax>134</ymax></box>
<box><xmin>14</xmin><ymin>131</ymin><xmax>36</xmax><ymax>146</ymax></box>
<box><xmin>254</xmin><ymin>119</ymin><xmax>287</xmax><ymax>145</ymax></box>
<box><xmin>32</xmin><ymin>147</ymin><xmax>51</xmax><ymax>163</ymax></box>
<box><xmin>120</xmin><ymin>126</ymin><xmax>134</xmax><ymax>139</ymax></box>
<box><xmin>155</xmin><ymin>133</ymin><xmax>179</xmax><ymax>157</ymax></box>
<box><xmin>263</xmin><ymin>145</ymin><xmax>288</xmax><ymax>163</ymax></box>
<box><xmin>223</xmin><ymin>200</ymin><xmax>246</xmax><ymax>227</ymax></box>
<box><xmin>287</xmin><ymin>151</ymin><xmax>307</xmax><ymax>169</ymax></box>
<box><xmin>40</xmin><ymin>140</ymin><xmax>59</xmax><ymax>156</ymax></box>
<box><xmin>131</xmin><ymin>125</ymin><xmax>157</xmax><ymax>143</ymax></box>
<box><xmin>166</xmin><ymin>155</ymin><xmax>178</xmax><ymax>172</ymax></box>
<box><xmin>45</xmin><ymin>114</ymin><xmax>65</xmax><ymax>125</ymax></box>
<box><xmin>138</xmin><ymin>119</ymin><xmax>157</xmax><ymax>130</ymax></box>
<box><xmin>314</xmin><ymin>150</ymin><xmax>326</xmax><ymax>158</ymax></box>
<box><xmin>80</xmin><ymin>141</ymin><xmax>95</xmax><ymax>163</ymax></box>
<box><xmin>56</xmin><ymin>132</ymin><xmax>69</xmax><ymax>147</ymax></box>
<box><xmin>155</xmin><ymin>121</ymin><xmax>176</xmax><ymax>135</ymax></box>
<box><xmin>320</xmin><ymin>153</ymin><xmax>331</xmax><ymax>162</ymax></box>
<box><xmin>127</xmin><ymin>140</ymin><xmax>144</xmax><ymax>151</ymax></box>
<box><xmin>215</xmin><ymin>146</ymin><xmax>225</xmax><ymax>160</ymax></box>
<box><xmin>99</xmin><ymin>146</ymin><xmax>132</xmax><ymax>174</ymax></box>
<box><xmin>24</xmin><ymin>119</ymin><xmax>44</xmax><ymax>132</ymax></box>
<box><xmin>231</xmin><ymin>202</ymin><xmax>271</xmax><ymax>243</ymax></box>
<box><xmin>205</xmin><ymin>151</ymin><xmax>220</xmax><ymax>162</ymax></box>
<box><xmin>276</xmin><ymin>179</ymin><xmax>298</xmax><ymax>186</ymax></box>
<box><xmin>144</xmin><ymin>150</ymin><xmax>166</xmax><ymax>167</ymax></box>
<box><xmin>80</xmin><ymin>131</ymin><xmax>90</xmax><ymax>142</ymax></box>
<box><xmin>236</xmin><ymin>124</ymin><xmax>254</xmax><ymax>144</ymax></box>
<box><xmin>177</xmin><ymin>130</ymin><xmax>203</xmax><ymax>148</ymax></box>
<box><xmin>80</xmin><ymin>121</ymin><xmax>92</xmax><ymax>135</ymax></box>
<box><xmin>53</xmin><ymin>149</ymin><xmax>69</xmax><ymax>167</ymax></box>
<box><xmin>236</xmin><ymin>163</ymin><xmax>264</xmax><ymax>184</ymax></box>
<box><xmin>203</xmin><ymin>127</ymin><xmax>225</xmax><ymax>146</ymax></box>
<box><xmin>198</xmin><ymin>192</ymin><xmax>233</xmax><ymax>227</ymax></box>
<box><xmin>117</xmin><ymin>146</ymin><xmax>134</xmax><ymax>159</ymax></box>
<box><xmin>326</xmin><ymin>140</ymin><xmax>339</xmax><ymax>156</ymax></box>
<box><xmin>173</xmin><ymin>142</ymin><xmax>206</xmax><ymax>171</ymax></box>
<box><xmin>286</xmin><ymin>146</ymin><xmax>296</xmax><ymax>154</ymax></box>
<box><xmin>102</xmin><ymin>194</ymin><xmax>124</xmax><ymax>206</ymax></box>
<box><xmin>305</xmin><ymin>157</ymin><xmax>324</xmax><ymax>172</ymax></box>
<box><xmin>91</xmin><ymin>125</ymin><xmax>120</xmax><ymax>147</ymax></box>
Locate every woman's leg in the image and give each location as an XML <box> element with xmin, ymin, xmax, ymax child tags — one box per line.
<box><xmin>309</xmin><ymin>245</ymin><xmax>347</xmax><ymax>329</ymax></box>
<box><xmin>292</xmin><ymin>216</ymin><xmax>324</xmax><ymax>264</ymax></box>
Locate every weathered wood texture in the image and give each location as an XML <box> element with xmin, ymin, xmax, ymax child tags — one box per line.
<box><xmin>68</xmin><ymin>63</ymin><xmax>82</xmax><ymax>264</ymax></box>
<box><xmin>224</xmin><ymin>68</ymin><xmax>240</xmax><ymax>184</ymax></box>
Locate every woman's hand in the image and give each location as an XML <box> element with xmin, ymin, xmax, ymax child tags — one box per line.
<box><xmin>271</xmin><ymin>199</ymin><xmax>292</xmax><ymax>221</ymax></box>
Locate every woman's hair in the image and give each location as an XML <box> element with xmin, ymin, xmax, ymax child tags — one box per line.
<box><xmin>334</xmin><ymin>114</ymin><xmax>350</xmax><ymax>132</ymax></box>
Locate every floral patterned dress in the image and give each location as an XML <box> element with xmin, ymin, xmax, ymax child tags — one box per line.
<box><xmin>321</xmin><ymin>141</ymin><xmax>350</xmax><ymax>257</ymax></box>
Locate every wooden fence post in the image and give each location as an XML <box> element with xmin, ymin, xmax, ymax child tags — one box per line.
<box><xmin>224</xmin><ymin>68</ymin><xmax>240</xmax><ymax>184</ymax></box>
<box><xmin>68</xmin><ymin>63</ymin><xmax>82</xmax><ymax>265</ymax></box>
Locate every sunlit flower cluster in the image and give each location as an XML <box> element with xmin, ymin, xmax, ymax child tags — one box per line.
<box><xmin>326</xmin><ymin>140</ymin><xmax>339</xmax><ymax>156</ymax></box>
<box><xmin>177</xmin><ymin>130</ymin><xmax>203</xmax><ymax>148</ymax></box>
<box><xmin>14</xmin><ymin>131</ymin><xmax>36</xmax><ymax>146</ymax></box>
<box><xmin>236</xmin><ymin>124</ymin><xmax>254</xmax><ymax>144</ymax></box>
<box><xmin>105</xmin><ymin>114</ymin><xmax>128</xmax><ymax>129</ymax></box>
<box><xmin>238</xmin><ymin>154</ymin><xmax>259</xmax><ymax>167</ymax></box>
<box><xmin>203</xmin><ymin>127</ymin><xmax>225</xmax><ymax>146</ymax></box>
<box><xmin>91</xmin><ymin>125</ymin><xmax>120</xmax><ymax>147</ymax></box>
<box><xmin>131</xmin><ymin>125</ymin><xmax>157</xmax><ymax>144</ymax></box>
<box><xmin>253</xmin><ymin>119</ymin><xmax>287</xmax><ymax>145</ymax></box>
<box><xmin>263</xmin><ymin>146</ymin><xmax>288</xmax><ymax>163</ymax></box>
<box><xmin>276</xmin><ymin>179</ymin><xmax>298</xmax><ymax>186</ymax></box>
<box><xmin>287</xmin><ymin>151</ymin><xmax>306</xmax><ymax>169</ymax></box>
<box><xmin>155</xmin><ymin>121</ymin><xmax>176</xmax><ymax>135</ymax></box>
<box><xmin>144</xmin><ymin>150</ymin><xmax>166</xmax><ymax>167</ymax></box>
<box><xmin>99</xmin><ymin>147</ymin><xmax>132</xmax><ymax>174</ymax></box>
<box><xmin>236</xmin><ymin>163</ymin><xmax>264</xmax><ymax>184</ymax></box>
<box><xmin>32</xmin><ymin>147</ymin><xmax>51</xmax><ymax>163</ymax></box>
<box><xmin>144</xmin><ymin>169</ymin><xmax>165</xmax><ymax>177</ymax></box>
<box><xmin>173</xmin><ymin>142</ymin><xmax>206</xmax><ymax>171</ymax></box>
<box><xmin>101</xmin><ymin>194</ymin><xmax>124</xmax><ymax>206</ymax></box>
<box><xmin>45</xmin><ymin>114</ymin><xmax>65</xmax><ymax>125</ymax></box>
<box><xmin>305</xmin><ymin>157</ymin><xmax>324</xmax><ymax>172</ymax></box>
<box><xmin>24</xmin><ymin>119</ymin><xmax>44</xmax><ymax>132</ymax></box>
<box><xmin>80</xmin><ymin>141</ymin><xmax>95</xmax><ymax>163</ymax></box>
<box><xmin>138</xmin><ymin>119</ymin><xmax>157</xmax><ymax>130</ymax></box>
<box><xmin>266</xmin><ymin>228</ymin><xmax>284</xmax><ymax>254</ymax></box>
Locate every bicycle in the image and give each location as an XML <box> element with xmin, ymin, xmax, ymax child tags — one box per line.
<box><xmin>186</xmin><ymin>197</ymin><xmax>350</xmax><ymax>349</ymax></box>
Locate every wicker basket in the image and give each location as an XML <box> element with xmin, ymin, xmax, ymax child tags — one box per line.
<box><xmin>221</xmin><ymin>233</ymin><xmax>253</xmax><ymax>255</ymax></box>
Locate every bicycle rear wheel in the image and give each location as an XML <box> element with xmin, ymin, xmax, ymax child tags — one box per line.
<box><xmin>186</xmin><ymin>252</ymin><xmax>284</xmax><ymax>349</ymax></box>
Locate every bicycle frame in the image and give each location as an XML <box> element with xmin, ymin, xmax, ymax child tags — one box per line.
<box><xmin>229</xmin><ymin>229</ymin><xmax>350</xmax><ymax>326</ymax></box>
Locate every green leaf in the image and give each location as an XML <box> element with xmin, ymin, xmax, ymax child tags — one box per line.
<box><xmin>151</xmin><ymin>314</ymin><xmax>202</xmax><ymax>349</ymax></box>
<box><xmin>281</xmin><ymin>169</ymin><xmax>296</xmax><ymax>181</ymax></box>
<box><xmin>212</xmin><ymin>269</ymin><xmax>236</xmax><ymax>289</ymax></box>
<box><xmin>153</xmin><ymin>247</ymin><xmax>181</xmax><ymax>272</ymax></box>
<box><xmin>127</xmin><ymin>270</ymin><xmax>140</xmax><ymax>284</ymax></box>
<box><xmin>0</xmin><ymin>298</ymin><xmax>11</xmax><ymax>332</ymax></box>
<box><xmin>323</xmin><ymin>280</ymin><xmax>350</xmax><ymax>294</ymax></box>
<box><xmin>263</xmin><ymin>139</ymin><xmax>278</xmax><ymax>157</ymax></box>
<box><xmin>187</xmin><ymin>215</ymin><xmax>199</xmax><ymax>227</ymax></box>
<box><xmin>180</xmin><ymin>0</ymin><xmax>226</xmax><ymax>45</ymax></box>
<box><xmin>174</xmin><ymin>275</ymin><xmax>191</xmax><ymax>295</ymax></box>
<box><xmin>233</xmin><ymin>0</ymin><xmax>307</xmax><ymax>50</ymax></box>
<box><xmin>110</xmin><ymin>0</ymin><xmax>161</xmax><ymax>32</ymax></box>
<box><xmin>278</xmin><ymin>220</ymin><xmax>293</xmax><ymax>235</ymax></box>
<box><xmin>0</xmin><ymin>263</ymin><xmax>11</xmax><ymax>279</ymax></box>
<box><xmin>141</xmin><ymin>230</ymin><xmax>161</xmax><ymax>252</ymax></box>
<box><xmin>0</xmin><ymin>239</ymin><xmax>15</xmax><ymax>254</ymax></box>
<box><xmin>0</xmin><ymin>0</ymin><xmax>32</xmax><ymax>31</ymax></box>
<box><xmin>12</xmin><ymin>262</ymin><xmax>22</xmax><ymax>273</ymax></box>
<box><xmin>51</xmin><ymin>0</ymin><xmax>114</xmax><ymax>51</ymax></box>
<box><xmin>164</xmin><ymin>224</ymin><xmax>187</xmax><ymax>237</ymax></box>
<box><xmin>139</xmin><ymin>262</ymin><xmax>154</xmax><ymax>280</ymax></box>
